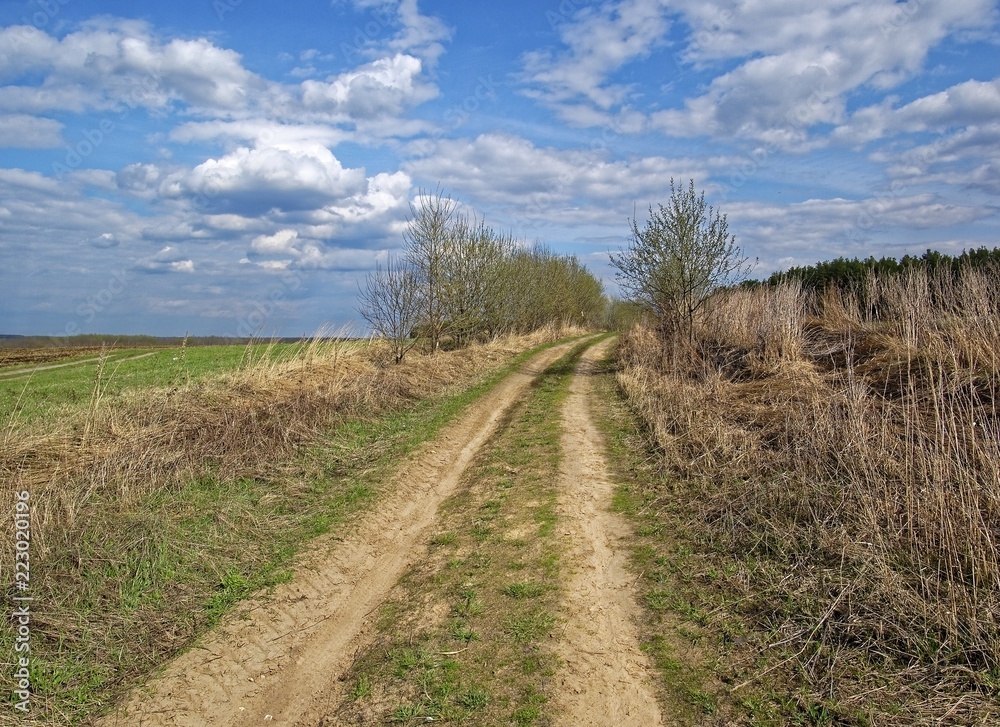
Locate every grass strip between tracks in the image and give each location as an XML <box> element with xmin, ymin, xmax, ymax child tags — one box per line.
<box><xmin>333</xmin><ymin>337</ymin><xmax>604</xmax><ymax>726</ymax></box>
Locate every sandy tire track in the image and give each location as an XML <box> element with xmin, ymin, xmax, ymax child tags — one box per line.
<box><xmin>0</xmin><ymin>350</ymin><xmax>158</xmax><ymax>378</ymax></box>
<box><xmin>97</xmin><ymin>340</ymin><xmax>584</xmax><ymax>727</ymax></box>
<box><xmin>550</xmin><ymin>337</ymin><xmax>664</xmax><ymax>726</ymax></box>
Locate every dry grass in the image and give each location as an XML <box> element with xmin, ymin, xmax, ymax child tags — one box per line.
<box><xmin>2</xmin><ymin>330</ymin><xmax>571</xmax><ymax>537</ymax></box>
<box><xmin>0</xmin><ymin>326</ymin><xmax>579</xmax><ymax>722</ymax></box>
<box><xmin>617</xmin><ymin>270</ymin><xmax>1000</xmax><ymax>724</ymax></box>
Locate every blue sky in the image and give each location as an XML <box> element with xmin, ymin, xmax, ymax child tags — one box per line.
<box><xmin>1</xmin><ymin>0</ymin><xmax>998</xmax><ymax>336</ymax></box>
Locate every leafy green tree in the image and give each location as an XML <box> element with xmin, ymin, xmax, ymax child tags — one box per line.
<box><xmin>498</xmin><ymin>244</ymin><xmax>604</xmax><ymax>332</ymax></box>
<box><xmin>766</xmin><ymin>247</ymin><xmax>1000</xmax><ymax>292</ymax></box>
<box><xmin>441</xmin><ymin>215</ymin><xmax>513</xmax><ymax>345</ymax></box>
<box><xmin>603</xmin><ymin>298</ymin><xmax>645</xmax><ymax>331</ymax></box>
<box><xmin>611</xmin><ymin>178</ymin><xmax>752</xmax><ymax>341</ymax></box>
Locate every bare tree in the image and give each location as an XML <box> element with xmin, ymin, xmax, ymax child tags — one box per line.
<box><xmin>404</xmin><ymin>188</ymin><xmax>457</xmax><ymax>352</ymax></box>
<box><xmin>359</xmin><ymin>187</ymin><xmax>609</xmax><ymax>354</ymax></box>
<box><xmin>611</xmin><ymin>178</ymin><xmax>753</xmax><ymax>342</ymax></box>
<box><xmin>357</xmin><ymin>256</ymin><xmax>422</xmax><ymax>364</ymax></box>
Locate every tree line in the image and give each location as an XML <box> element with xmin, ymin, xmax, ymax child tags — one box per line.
<box><xmin>752</xmin><ymin>247</ymin><xmax>1000</xmax><ymax>291</ymax></box>
<box><xmin>357</xmin><ymin>190</ymin><xmax>607</xmax><ymax>362</ymax></box>
<box><xmin>601</xmin><ymin>176</ymin><xmax>1000</xmax><ymax>346</ymax></box>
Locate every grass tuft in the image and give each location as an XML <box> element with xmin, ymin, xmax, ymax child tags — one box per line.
<box><xmin>502</xmin><ymin>581</ymin><xmax>547</xmax><ymax>599</ymax></box>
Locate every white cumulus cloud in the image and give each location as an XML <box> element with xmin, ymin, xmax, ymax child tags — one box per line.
<box><xmin>833</xmin><ymin>78</ymin><xmax>1000</xmax><ymax>144</ymax></box>
<box><xmin>251</xmin><ymin>229</ymin><xmax>300</xmax><ymax>255</ymax></box>
<box><xmin>301</xmin><ymin>53</ymin><xmax>436</xmax><ymax>118</ymax></box>
<box><xmin>651</xmin><ymin>0</ymin><xmax>997</xmax><ymax>148</ymax></box>
<box><xmin>521</xmin><ymin>0</ymin><xmax>672</xmax><ymax>120</ymax></box>
<box><xmin>0</xmin><ymin>19</ymin><xmax>266</xmax><ymax>115</ymax></box>
<box><xmin>405</xmin><ymin>132</ymin><xmax>705</xmax><ymax>222</ymax></box>
<box><xmin>160</xmin><ymin>143</ymin><xmax>367</xmax><ymax>215</ymax></box>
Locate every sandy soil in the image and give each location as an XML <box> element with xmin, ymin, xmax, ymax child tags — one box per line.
<box><xmin>97</xmin><ymin>341</ymin><xmax>578</xmax><ymax>727</ymax></box>
<box><xmin>549</xmin><ymin>338</ymin><xmax>664</xmax><ymax>726</ymax></box>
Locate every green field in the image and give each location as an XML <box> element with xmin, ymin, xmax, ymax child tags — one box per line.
<box><xmin>0</xmin><ymin>341</ymin><xmax>342</xmax><ymax>426</ymax></box>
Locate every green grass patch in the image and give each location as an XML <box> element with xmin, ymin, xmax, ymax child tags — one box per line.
<box><xmin>502</xmin><ymin>581</ymin><xmax>547</xmax><ymax>600</ymax></box>
<box><xmin>331</xmin><ymin>340</ymin><xmax>598</xmax><ymax>725</ymax></box>
<box><xmin>0</xmin><ymin>340</ymin><xmax>340</xmax><ymax>425</ymax></box>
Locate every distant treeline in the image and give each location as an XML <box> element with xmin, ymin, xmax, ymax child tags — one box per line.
<box><xmin>749</xmin><ymin>246</ymin><xmax>1000</xmax><ymax>291</ymax></box>
<box><xmin>0</xmin><ymin>334</ymin><xmax>352</xmax><ymax>350</ymax></box>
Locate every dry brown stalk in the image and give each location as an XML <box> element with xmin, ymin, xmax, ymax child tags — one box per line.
<box><xmin>618</xmin><ymin>270</ymin><xmax>1000</xmax><ymax>723</ymax></box>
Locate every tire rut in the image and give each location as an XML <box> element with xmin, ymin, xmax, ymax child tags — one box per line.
<box><xmin>98</xmin><ymin>340</ymin><xmax>583</xmax><ymax>727</ymax></box>
<box><xmin>549</xmin><ymin>337</ymin><xmax>664</xmax><ymax>726</ymax></box>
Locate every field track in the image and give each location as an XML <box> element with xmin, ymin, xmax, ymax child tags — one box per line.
<box><xmin>98</xmin><ymin>336</ymin><xmax>660</xmax><ymax>726</ymax></box>
<box><xmin>549</xmin><ymin>339</ymin><xmax>662</xmax><ymax>726</ymax></box>
<box><xmin>0</xmin><ymin>350</ymin><xmax>157</xmax><ymax>378</ymax></box>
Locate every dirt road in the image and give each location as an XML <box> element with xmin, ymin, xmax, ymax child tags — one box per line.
<box><xmin>550</xmin><ymin>338</ymin><xmax>663</xmax><ymax>726</ymax></box>
<box><xmin>100</xmin><ymin>337</ymin><xmax>662</xmax><ymax>725</ymax></box>
<box><xmin>99</xmin><ymin>341</ymin><xmax>581</xmax><ymax>726</ymax></box>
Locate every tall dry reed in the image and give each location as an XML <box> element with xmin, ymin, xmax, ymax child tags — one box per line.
<box><xmin>618</xmin><ymin>269</ymin><xmax>1000</xmax><ymax>723</ymax></box>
